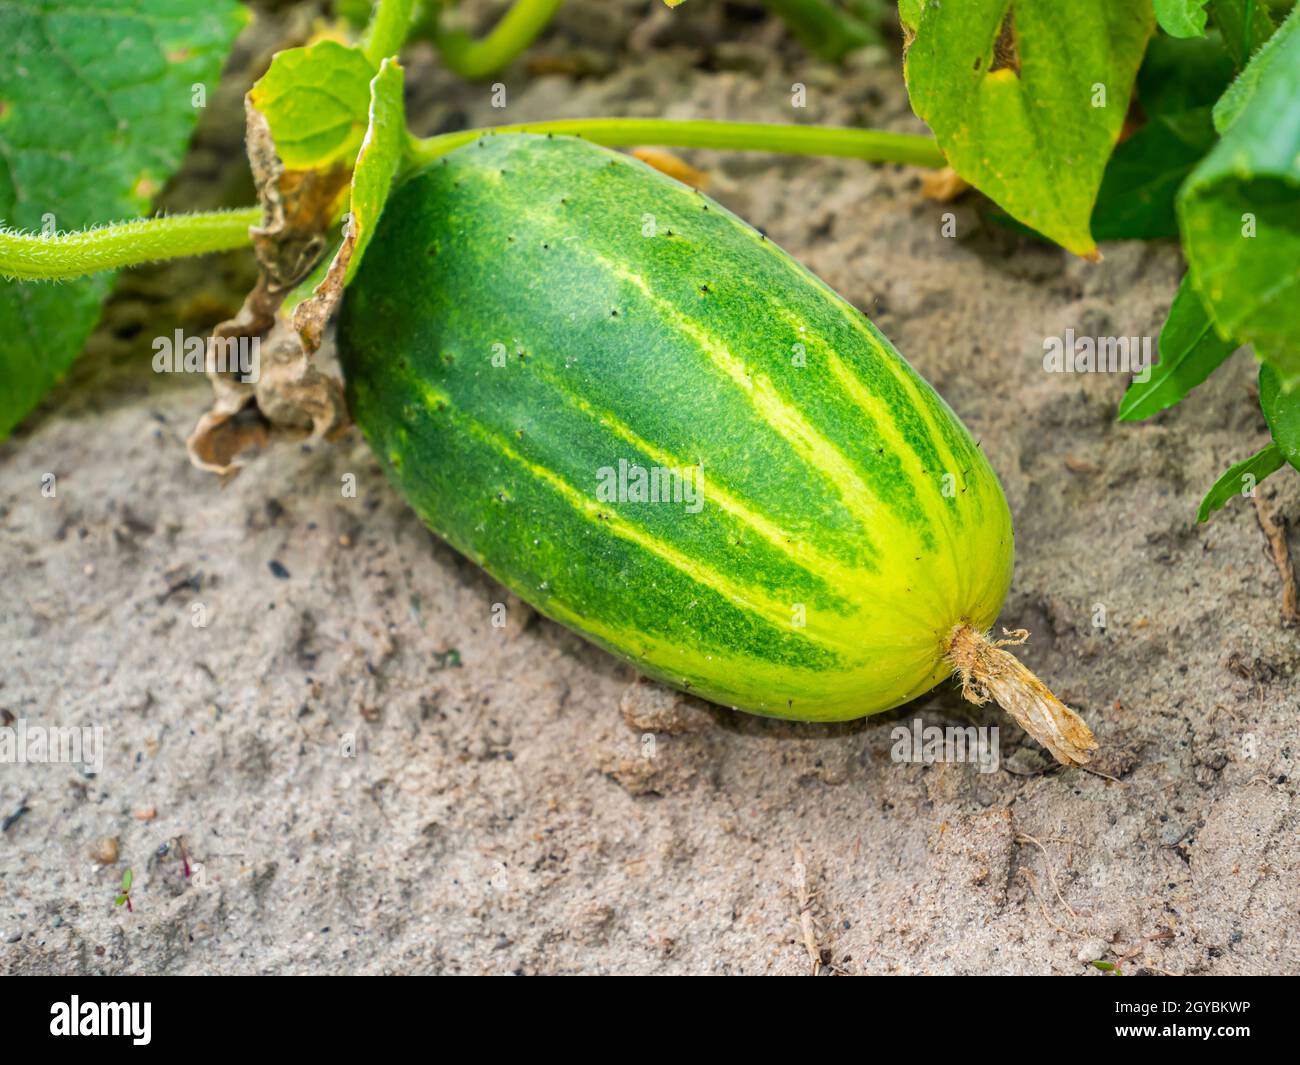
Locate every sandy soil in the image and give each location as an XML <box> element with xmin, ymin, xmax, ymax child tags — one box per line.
<box><xmin>2</xmin><ymin>1</ymin><xmax>1297</xmax><ymax>975</ymax></box>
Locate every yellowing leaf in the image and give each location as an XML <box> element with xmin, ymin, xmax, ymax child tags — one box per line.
<box><xmin>904</xmin><ymin>0</ymin><xmax>1155</xmax><ymax>258</ymax></box>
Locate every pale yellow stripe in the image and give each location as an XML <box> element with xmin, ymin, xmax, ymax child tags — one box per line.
<box><xmin>414</xmin><ymin>380</ymin><xmax>848</xmax><ymax>648</ymax></box>
<box><xmin>746</xmin><ymin>228</ymin><xmax>973</xmax><ymax>488</ymax></box>
<box><xmin>594</xmin><ymin>255</ymin><xmax>919</xmax><ymax>552</ymax></box>
<box><xmin>534</xmin><ymin>369</ymin><xmax>872</xmax><ymax>594</ymax></box>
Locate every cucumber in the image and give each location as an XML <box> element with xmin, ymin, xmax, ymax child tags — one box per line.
<box><xmin>337</xmin><ymin>133</ymin><xmax>1014</xmax><ymax>722</ymax></box>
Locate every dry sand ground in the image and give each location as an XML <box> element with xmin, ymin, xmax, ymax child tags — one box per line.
<box><xmin>2</xmin><ymin>1</ymin><xmax>1297</xmax><ymax>975</ymax></box>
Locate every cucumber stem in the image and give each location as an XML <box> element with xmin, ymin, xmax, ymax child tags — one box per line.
<box><xmin>3</xmin><ymin>122</ymin><xmax>945</xmax><ymax>283</ymax></box>
<box><xmin>946</xmin><ymin>624</ymin><xmax>1098</xmax><ymax>767</ymax></box>
<box><xmin>428</xmin><ymin>0</ymin><xmax>564</xmax><ymax>79</ymax></box>
<box><xmin>0</xmin><ymin>208</ymin><xmax>261</xmax><ymax>282</ymax></box>
<box><xmin>408</xmin><ymin>118</ymin><xmax>947</xmax><ymax>169</ymax></box>
<box><xmin>363</xmin><ymin>0</ymin><xmax>418</xmax><ymax>66</ymax></box>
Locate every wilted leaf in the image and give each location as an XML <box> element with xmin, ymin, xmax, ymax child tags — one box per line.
<box><xmin>1118</xmin><ymin>274</ymin><xmax>1238</xmax><ymax>420</ymax></box>
<box><xmin>0</xmin><ymin>0</ymin><xmax>246</xmax><ymax>440</ymax></box>
<box><xmin>189</xmin><ymin>60</ymin><xmax>407</xmax><ymax>475</ymax></box>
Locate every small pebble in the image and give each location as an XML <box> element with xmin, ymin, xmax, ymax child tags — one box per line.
<box><xmin>90</xmin><ymin>836</ymin><xmax>120</xmax><ymax>865</ymax></box>
<box><xmin>1076</xmin><ymin>938</ymin><xmax>1108</xmax><ymax>964</ymax></box>
<box><xmin>5</xmin><ymin>931</ymin><xmax>21</xmax><ymax>944</ymax></box>
<box><xmin>268</xmin><ymin>560</ymin><xmax>290</xmax><ymax>580</ymax></box>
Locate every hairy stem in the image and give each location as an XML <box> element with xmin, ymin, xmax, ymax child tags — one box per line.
<box><xmin>363</xmin><ymin>0</ymin><xmax>417</xmax><ymax>66</ymax></box>
<box><xmin>429</xmin><ymin>0</ymin><xmax>564</xmax><ymax>79</ymax></box>
<box><xmin>409</xmin><ymin>117</ymin><xmax>947</xmax><ymax>168</ymax></box>
<box><xmin>0</xmin><ymin>208</ymin><xmax>260</xmax><ymax>282</ymax></box>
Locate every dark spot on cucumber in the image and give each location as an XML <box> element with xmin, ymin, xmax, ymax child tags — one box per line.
<box><xmin>699</xmin><ymin>284</ymin><xmax>710</xmax><ymax>294</ymax></box>
<box><xmin>610</xmin><ymin>308</ymin><xmax>619</xmax><ymax>317</ymax></box>
<box><xmin>542</xmin><ymin>242</ymin><xmax>549</xmax><ymax>250</ymax></box>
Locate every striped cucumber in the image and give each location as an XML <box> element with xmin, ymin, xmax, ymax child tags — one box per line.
<box><xmin>338</xmin><ymin>133</ymin><xmax>1095</xmax><ymax>763</ymax></box>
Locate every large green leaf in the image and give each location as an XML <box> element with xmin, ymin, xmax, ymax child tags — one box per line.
<box><xmin>0</xmin><ymin>0</ymin><xmax>246</xmax><ymax>440</ymax></box>
<box><xmin>1118</xmin><ymin>273</ymin><xmax>1238</xmax><ymax>420</ymax></box>
<box><xmin>903</xmin><ymin>0</ymin><xmax>1155</xmax><ymax>257</ymax></box>
<box><xmin>1091</xmin><ymin>32</ymin><xmax>1233</xmax><ymax>240</ymax></box>
<box><xmin>1179</xmin><ymin>4</ymin><xmax>1300</xmax><ymax>388</ymax></box>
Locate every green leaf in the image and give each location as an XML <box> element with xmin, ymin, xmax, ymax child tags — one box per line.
<box><xmin>1092</xmin><ymin>27</ymin><xmax>1234</xmax><ymax>240</ymax></box>
<box><xmin>114</xmin><ymin>894</ymin><xmax>128</xmax><ymax>907</ymax></box>
<box><xmin>1154</xmin><ymin>0</ymin><xmax>1209</xmax><ymax>37</ymax></box>
<box><xmin>1259</xmin><ymin>363</ymin><xmax>1300</xmax><ymax>471</ymax></box>
<box><xmin>899</xmin><ymin>0</ymin><xmax>924</xmax><ymax>34</ymax></box>
<box><xmin>122</xmin><ymin>868</ymin><xmax>133</xmax><ymax>892</ymax></box>
<box><xmin>1208</xmin><ymin>0</ymin><xmax>1277</xmax><ymax>68</ymax></box>
<box><xmin>0</xmin><ymin>0</ymin><xmax>246</xmax><ymax>441</ymax></box>
<box><xmin>1118</xmin><ymin>274</ymin><xmax>1238</xmax><ymax>420</ymax></box>
<box><xmin>903</xmin><ymin>0</ymin><xmax>1155</xmax><ymax>258</ymax></box>
<box><xmin>248</xmin><ymin>40</ymin><xmax>377</xmax><ymax>171</ymax></box>
<box><xmin>1197</xmin><ymin>444</ymin><xmax>1285</xmax><ymax>521</ymax></box>
<box><xmin>1179</xmin><ymin>5</ymin><xmax>1300</xmax><ymax>388</ymax></box>
<box><xmin>1212</xmin><ymin>2</ymin><xmax>1287</xmax><ymax>132</ymax></box>
<box><xmin>343</xmin><ymin>59</ymin><xmax>406</xmax><ymax>285</ymax></box>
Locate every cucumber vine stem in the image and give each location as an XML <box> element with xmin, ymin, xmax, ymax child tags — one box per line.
<box><xmin>408</xmin><ymin>118</ymin><xmax>947</xmax><ymax>169</ymax></box>
<box><xmin>363</xmin><ymin>0</ymin><xmax>417</xmax><ymax>67</ymax></box>
<box><xmin>0</xmin><ymin>208</ymin><xmax>261</xmax><ymax>282</ymax></box>
<box><xmin>426</xmin><ymin>0</ymin><xmax>564</xmax><ymax>79</ymax></box>
<box><xmin>1</xmin><ymin>121</ymin><xmax>945</xmax><ymax>282</ymax></box>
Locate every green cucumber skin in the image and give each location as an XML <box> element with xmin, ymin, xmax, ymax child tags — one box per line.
<box><xmin>338</xmin><ymin>133</ymin><xmax>1013</xmax><ymax>721</ymax></box>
